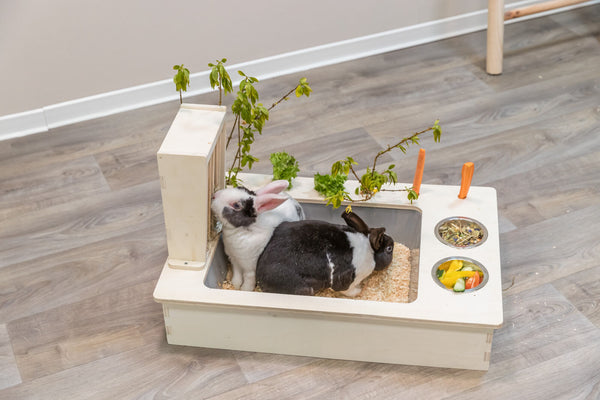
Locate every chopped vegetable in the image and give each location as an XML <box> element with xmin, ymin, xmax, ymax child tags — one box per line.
<box><xmin>465</xmin><ymin>272</ymin><xmax>481</xmax><ymax>289</ymax></box>
<box><xmin>453</xmin><ymin>278</ymin><xmax>466</xmax><ymax>292</ymax></box>
<box><xmin>439</xmin><ymin>270</ymin><xmax>476</xmax><ymax>288</ymax></box>
<box><xmin>436</xmin><ymin>259</ymin><xmax>485</xmax><ymax>292</ymax></box>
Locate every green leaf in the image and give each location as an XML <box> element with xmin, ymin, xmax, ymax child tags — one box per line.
<box><xmin>270</xmin><ymin>152</ymin><xmax>300</xmax><ymax>188</ymax></box>
<box><xmin>314</xmin><ymin>173</ymin><xmax>347</xmax><ymax>198</ymax></box>
<box><xmin>407</xmin><ymin>187</ymin><xmax>419</xmax><ymax>204</ymax></box>
<box><xmin>209</xmin><ymin>68</ymin><xmax>219</xmax><ymax>88</ymax></box>
<box><xmin>433</xmin><ymin>119</ymin><xmax>442</xmax><ymax>143</ymax></box>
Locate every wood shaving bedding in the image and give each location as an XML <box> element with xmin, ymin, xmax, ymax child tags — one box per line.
<box><xmin>219</xmin><ymin>242</ymin><xmax>412</xmax><ymax>303</ymax></box>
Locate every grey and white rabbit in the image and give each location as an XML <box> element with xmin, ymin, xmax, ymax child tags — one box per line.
<box><xmin>256</xmin><ymin>210</ymin><xmax>394</xmax><ymax>296</ymax></box>
<box><xmin>211</xmin><ymin>180</ymin><xmax>305</xmax><ymax>291</ymax></box>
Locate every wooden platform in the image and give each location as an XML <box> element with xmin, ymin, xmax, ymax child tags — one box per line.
<box><xmin>1</xmin><ymin>5</ymin><xmax>599</xmax><ymax>398</ymax></box>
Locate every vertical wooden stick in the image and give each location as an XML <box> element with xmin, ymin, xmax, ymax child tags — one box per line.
<box><xmin>412</xmin><ymin>148</ymin><xmax>426</xmax><ymax>195</ymax></box>
<box><xmin>486</xmin><ymin>0</ymin><xmax>505</xmax><ymax>75</ymax></box>
<box><xmin>458</xmin><ymin>162</ymin><xmax>475</xmax><ymax>199</ymax></box>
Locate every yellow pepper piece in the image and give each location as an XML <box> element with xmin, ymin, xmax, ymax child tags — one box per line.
<box><xmin>439</xmin><ymin>270</ymin><xmax>476</xmax><ymax>288</ymax></box>
<box><xmin>438</xmin><ymin>260</ymin><xmax>463</xmax><ymax>272</ymax></box>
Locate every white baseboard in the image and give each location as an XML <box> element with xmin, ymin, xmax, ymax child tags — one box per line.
<box><xmin>1</xmin><ymin>0</ymin><xmax>597</xmax><ymax>141</ymax></box>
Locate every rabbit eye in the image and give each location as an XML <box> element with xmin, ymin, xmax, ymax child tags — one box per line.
<box><xmin>386</xmin><ymin>245</ymin><xmax>393</xmax><ymax>253</ymax></box>
<box><xmin>231</xmin><ymin>202</ymin><xmax>242</xmax><ymax>210</ymax></box>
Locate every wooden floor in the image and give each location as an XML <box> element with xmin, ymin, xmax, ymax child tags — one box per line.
<box><xmin>1</xmin><ymin>6</ymin><xmax>600</xmax><ymax>399</ymax></box>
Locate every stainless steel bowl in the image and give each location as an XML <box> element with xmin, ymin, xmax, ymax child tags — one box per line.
<box><xmin>431</xmin><ymin>256</ymin><xmax>489</xmax><ymax>293</ymax></box>
<box><xmin>435</xmin><ymin>216</ymin><xmax>488</xmax><ymax>249</ymax></box>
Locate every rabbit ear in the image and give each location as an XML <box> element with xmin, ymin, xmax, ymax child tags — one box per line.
<box><xmin>368</xmin><ymin>227</ymin><xmax>386</xmax><ymax>251</ymax></box>
<box><xmin>254</xmin><ymin>193</ymin><xmax>288</xmax><ymax>214</ymax></box>
<box><xmin>256</xmin><ymin>180</ymin><xmax>289</xmax><ymax>195</ymax></box>
<box><xmin>341</xmin><ymin>211</ymin><xmax>369</xmax><ymax>234</ymax></box>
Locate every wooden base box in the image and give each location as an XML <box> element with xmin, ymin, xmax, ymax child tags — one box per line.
<box><xmin>154</xmin><ymin>174</ymin><xmax>502</xmax><ymax>370</ymax></box>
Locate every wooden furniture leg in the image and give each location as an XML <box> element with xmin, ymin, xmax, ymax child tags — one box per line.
<box><xmin>486</xmin><ymin>0</ymin><xmax>505</xmax><ymax>75</ymax></box>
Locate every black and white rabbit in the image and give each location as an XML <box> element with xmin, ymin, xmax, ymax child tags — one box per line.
<box><xmin>211</xmin><ymin>180</ymin><xmax>305</xmax><ymax>291</ymax></box>
<box><xmin>256</xmin><ymin>210</ymin><xmax>394</xmax><ymax>296</ymax></box>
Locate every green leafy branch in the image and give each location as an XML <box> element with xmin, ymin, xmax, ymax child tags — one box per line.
<box><xmin>173</xmin><ymin>64</ymin><xmax>190</xmax><ymax>104</ymax></box>
<box><xmin>223</xmin><ymin>70</ymin><xmax>312</xmax><ymax>187</ymax></box>
<box><xmin>208</xmin><ymin>58</ymin><xmax>233</xmax><ymax>105</ymax></box>
<box><xmin>314</xmin><ymin>120</ymin><xmax>442</xmax><ymax>208</ymax></box>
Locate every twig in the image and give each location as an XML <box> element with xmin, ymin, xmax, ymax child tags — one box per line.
<box><xmin>348</xmin><ymin>165</ymin><xmax>362</xmax><ymax>184</ymax></box>
<box><xmin>371</xmin><ymin>126</ymin><xmax>434</xmax><ymax>179</ymax></box>
<box><xmin>225</xmin><ymin>115</ymin><xmax>240</xmax><ymax>149</ymax></box>
<box><xmin>268</xmin><ymin>87</ymin><xmax>296</xmax><ymax>111</ymax></box>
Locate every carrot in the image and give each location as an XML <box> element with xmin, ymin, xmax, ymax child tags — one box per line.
<box><xmin>458</xmin><ymin>162</ymin><xmax>474</xmax><ymax>199</ymax></box>
<box><xmin>412</xmin><ymin>148</ymin><xmax>426</xmax><ymax>195</ymax></box>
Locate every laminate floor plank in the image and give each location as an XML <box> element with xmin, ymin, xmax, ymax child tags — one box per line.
<box><xmin>0</xmin><ymin>339</ymin><xmax>248</xmax><ymax>400</ymax></box>
<box><xmin>551</xmin><ymin>2</ymin><xmax>600</xmax><ymax>39</ymax></box>
<box><xmin>500</xmin><ymin>205</ymin><xmax>600</xmax><ymax>295</ymax></box>
<box><xmin>94</xmin><ymin>138</ymin><xmax>162</xmax><ymax>191</ymax></box>
<box><xmin>7</xmin><ymin>280</ymin><xmax>163</xmax><ymax>381</ymax></box>
<box><xmin>553</xmin><ymin>265</ymin><xmax>600</xmax><ymax>328</ymax></box>
<box><xmin>0</xmin><ymin>180</ymin><xmax>164</xmax><ymax>269</ymax></box>
<box><xmin>0</xmin><ymin>323</ymin><xmax>21</xmax><ymax>390</ymax></box>
<box><xmin>1</xmin><ymin>5</ymin><xmax>599</xmax><ymax>399</ymax></box>
<box><xmin>0</xmin><ymin>227</ymin><xmax>166</xmax><ymax>323</ymax></box>
<box><xmin>366</xmin><ymin>74</ymin><xmax>600</xmax><ymax>151</ymax></box>
<box><xmin>0</xmin><ymin>155</ymin><xmax>110</xmax><ymax>222</ymax></box>
<box><xmin>446</xmin><ymin>342</ymin><xmax>600</xmax><ymax>400</ymax></box>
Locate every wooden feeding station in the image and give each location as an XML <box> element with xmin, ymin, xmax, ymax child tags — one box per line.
<box><xmin>153</xmin><ymin>105</ymin><xmax>504</xmax><ymax>370</ymax></box>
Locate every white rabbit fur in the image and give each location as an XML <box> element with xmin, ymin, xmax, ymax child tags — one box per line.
<box><xmin>211</xmin><ymin>180</ymin><xmax>304</xmax><ymax>291</ymax></box>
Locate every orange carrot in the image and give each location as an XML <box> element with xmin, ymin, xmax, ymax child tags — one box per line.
<box><xmin>412</xmin><ymin>148</ymin><xmax>426</xmax><ymax>195</ymax></box>
<box><xmin>458</xmin><ymin>162</ymin><xmax>474</xmax><ymax>199</ymax></box>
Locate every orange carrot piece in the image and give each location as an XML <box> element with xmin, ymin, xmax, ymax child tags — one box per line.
<box><xmin>458</xmin><ymin>162</ymin><xmax>474</xmax><ymax>199</ymax></box>
<box><xmin>412</xmin><ymin>148</ymin><xmax>426</xmax><ymax>195</ymax></box>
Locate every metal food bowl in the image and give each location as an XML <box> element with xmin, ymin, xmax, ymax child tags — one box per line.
<box><xmin>435</xmin><ymin>216</ymin><xmax>488</xmax><ymax>249</ymax></box>
<box><xmin>432</xmin><ymin>256</ymin><xmax>489</xmax><ymax>293</ymax></box>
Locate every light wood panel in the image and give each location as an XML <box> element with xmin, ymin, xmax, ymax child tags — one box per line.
<box><xmin>0</xmin><ymin>5</ymin><xmax>599</xmax><ymax>398</ymax></box>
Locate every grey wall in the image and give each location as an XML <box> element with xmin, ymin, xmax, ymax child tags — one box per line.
<box><xmin>0</xmin><ymin>0</ymin><xmax>488</xmax><ymax>117</ymax></box>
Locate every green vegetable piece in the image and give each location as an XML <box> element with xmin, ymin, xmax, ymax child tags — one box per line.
<box><xmin>453</xmin><ymin>278</ymin><xmax>466</xmax><ymax>292</ymax></box>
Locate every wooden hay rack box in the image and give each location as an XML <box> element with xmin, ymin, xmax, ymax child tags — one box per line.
<box><xmin>154</xmin><ymin>105</ymin><xmax>503</xmax><ymax>370</ymax></box>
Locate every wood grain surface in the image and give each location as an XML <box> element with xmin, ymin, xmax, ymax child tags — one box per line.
<box><xmin>1</xmin><ymin>5</ymin><xmax>599</xmax><ymax>399</ymax></box>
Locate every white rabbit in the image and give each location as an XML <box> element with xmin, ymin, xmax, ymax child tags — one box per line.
<box><xmin>211</xmin><ymin>180</ymin><xmax>305</xmax><ymax>291</ymax></box>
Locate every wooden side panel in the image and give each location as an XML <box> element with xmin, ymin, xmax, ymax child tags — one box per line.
<box><xmin>156</xmin><ymin>105</ymin><xmax>226</xmax><ymax>269</ymax></box>
<box><xmin>158</xmin><ymin>153</ymin><xmax>208</xmax><ymax>267</ymax></box>
<box><xmin>162</xmin><ymin>303</ymin><xmax>493</xmax><ymax>371</ymax></box>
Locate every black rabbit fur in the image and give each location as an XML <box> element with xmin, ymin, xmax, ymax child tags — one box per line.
<box><xmin>256</xmin><ymin>211</ymin><xmax>394</xmax><ymax>296</ymax></box>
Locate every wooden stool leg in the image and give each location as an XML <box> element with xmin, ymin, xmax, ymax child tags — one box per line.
<box><xmin>486</xmin><ymin>0</ymin><xmax>504</xmax><ymax>75</ymax></box>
